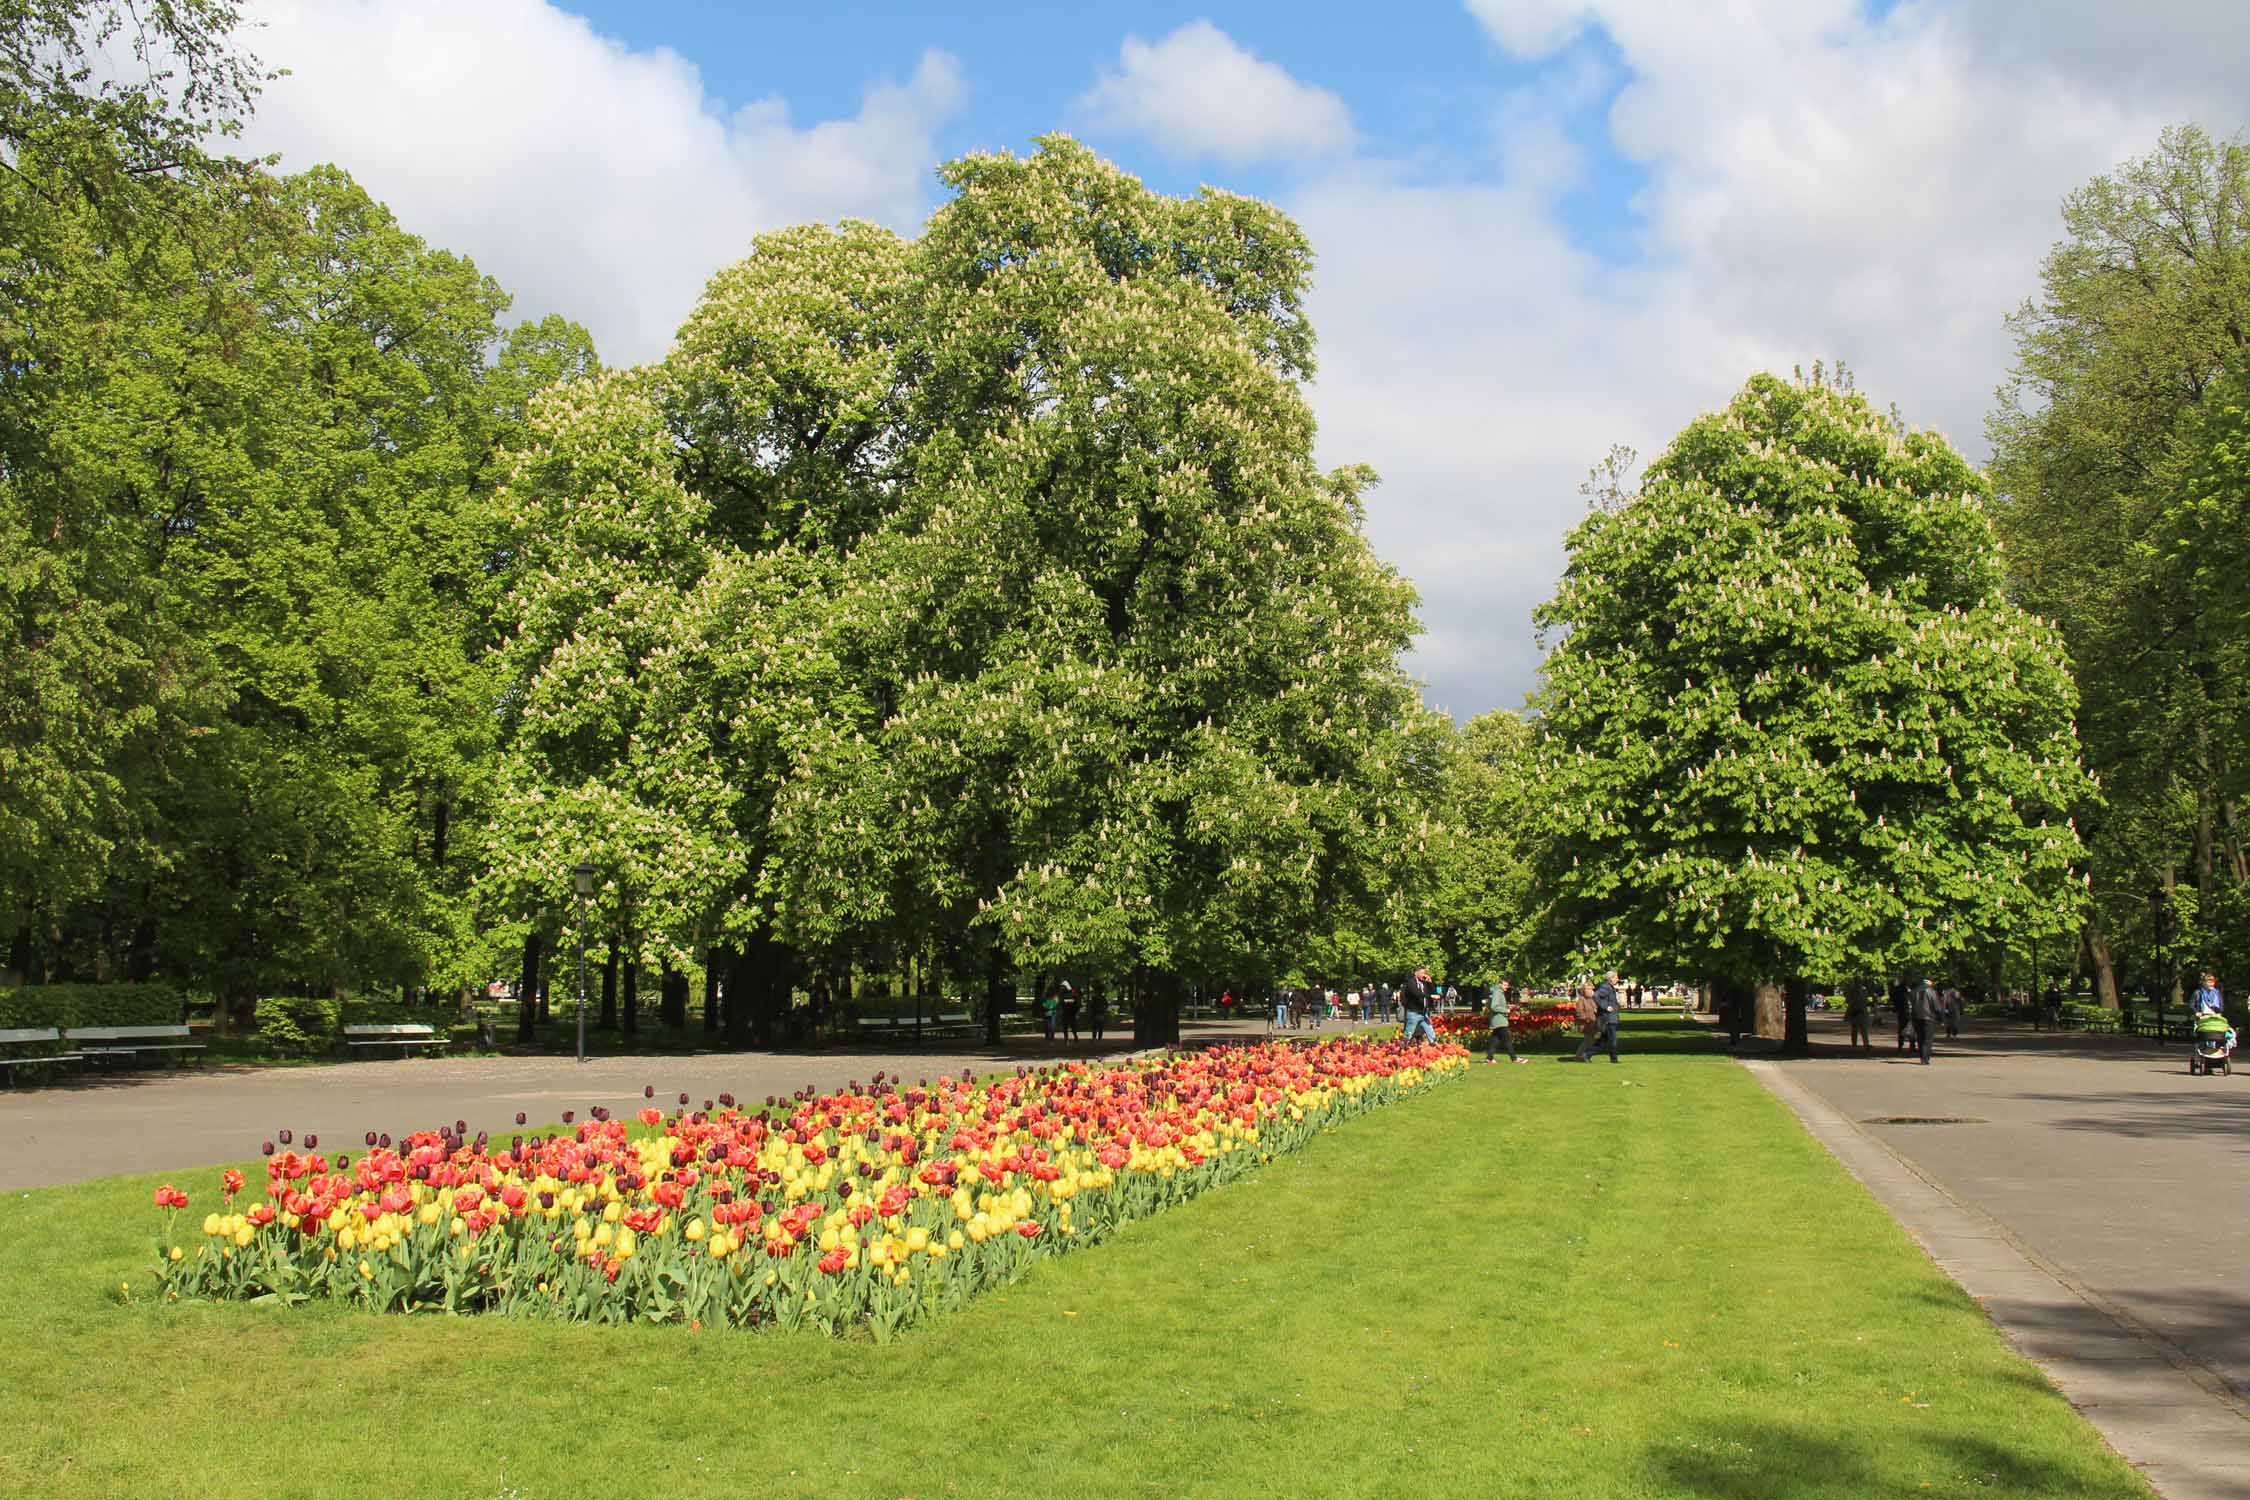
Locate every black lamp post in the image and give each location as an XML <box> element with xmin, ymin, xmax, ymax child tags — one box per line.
<box><xmin>572</xmin><ymin>863</ymin><xmax>595</xmax><ymax>1064</ymax></box>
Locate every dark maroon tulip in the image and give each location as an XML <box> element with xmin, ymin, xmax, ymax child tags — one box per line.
<box><xmin>277</xmin><ymin>1129</ymin><xmax>292</xmax><ymax>1145</ymax></box>
<box><xmin>303</xmin><ymin>1134</ymin><xmax>318</xmax><ymax>1149</ymax></box>
<box><xmin>509</xmin><ymin>1136</ymin><xmax>522</xmax><ymax>1153</ymax></box>
<box><xmin>515</xmin><ymin>1112</ymin><xmax>527</xmax><ymax>1126</ymax></box>
<box><xmin>261</xmin><ymin>1141</ymin><xmax>275</xmax><ymax>1156</ymax></box>
<box><xmin>365</xmin><ymin>1131</ymin><xmax>378</xmax><ymax>1147</ymax></box>
<box><xmin>718</xmin><ymin>1093</ymin><xmax>735</xmax><ymax>1108</ymax></box>
<box><xmin>454</xmin><ymin>1119</ymin><xmax>466</xmax><ymax>1135</ymax></box>
<box><xmin>644</xmin><ymin>1085</ymin><xmax>654</xmax><ymax>1099</ymax></box>
<box><xmin>562</xmin><ymin>1111</ymin><xmax>574</xmax><ymax>1124</ymax></box>
<box><xmin>378</xmin><ymin>1133</ymin><xmax>391</xmax><ymax>1148</ymax></box>
<box><xmin>335</xmin><ymin>1155</ymin><xmax>350</xmax><ymax>1171</ymax></box>
<box><xmin>678</xmin><ymin>1092</ymin><xmax>689</xmax><ymax>1106</ymax></box>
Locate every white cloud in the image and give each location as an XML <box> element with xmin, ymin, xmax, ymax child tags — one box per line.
<box><xmin>1292</xmin><ymin>0</ymin><xmax>2250</xmax><ymax>716</ymax></box>
<box><xmin>1076</xmin><ymin>20</ymin><xmax>1353</xmax><ymax>166</ymax></box>
<box><xmin>238</xmin><ymin>0</ymin><xmax>964</xmax><ymax>365</ymax></box>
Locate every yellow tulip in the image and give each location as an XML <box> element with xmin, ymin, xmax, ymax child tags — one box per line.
<box><xmin>904</xmin><ymin>1227</ymin><xmax>929</xmax><ymax>1252</ymax></box>
<box><xmin>418</xmin><ymin>1203</ymin><xmax>441</xmax><ymax>1227</ymax></box>
<box><xmin>947</xmin><ymin>1229</ymin><xmax>965</xmax><ymax>1251</ymax></box>
<box><xmin>602</xmin><ymin>1201</ymin><xmax>621</xmax><ymax>1224</ymax></box>
<box><xmin>592</xmin><ymin>1223</ymin><xmax>614</xmax><ymax>1249</ymax></box>
<box><xmin>232</xmin><ymin>1226</ymin><xmax>253</xmax><ymax>1249</ymax></box>
<box><xmin>339</xmin><ymin>1226</ymin><xmax>359</xmax><ymax>1252</ymax></box>
<box><xmin>572</xmin><ymin>1217</ymin><xmax>592</xmax><ymax>1242</ymax></box>
<box><xmin>450</xmin><ymin>1216</ymin><xmax>466</xmax><ymax>1237</ymax></box>
<box><xmin>201</xmin><ymin>1213</ymin><xmax>221</xmax><ymax>1237</ymax></box>
<box><xmin>685</xmin><ymin>1218</ymin><xmax>707</xmax><ymax>1242</ymax></box>
<box><xmin>615</xmin><ymin>1229</ymin><xmax>637</xmax><ymax>1260</ymax></box>
<box><xmin>167</xmin><ymin>1245</ymin><xmax>183</xmax><ymax>1262</ymax></box>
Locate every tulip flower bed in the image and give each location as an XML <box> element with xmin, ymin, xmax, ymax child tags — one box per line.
<box><xmin>1433</xmin><ymin>1003</ymin><xmax>1578</xmax><ymax>1044</ymax></box>
<box><xmin>148</xmin><ymin>1036</ymin><xmax>1466</xmax><ymax>1339</ymax></box>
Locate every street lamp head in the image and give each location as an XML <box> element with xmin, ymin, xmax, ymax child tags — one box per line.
<box><xmin>572</xmin><ymin>862</ymin><xmax>595</xmax><ymax>898</ymax></box>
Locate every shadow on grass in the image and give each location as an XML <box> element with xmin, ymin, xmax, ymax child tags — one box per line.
<box><xmin>1643</xmin><ymin>1416</ymin><xmax>2123</xmax><ymax>1499</ymax></box>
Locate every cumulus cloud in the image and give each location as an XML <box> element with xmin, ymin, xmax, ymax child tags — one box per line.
<box><xmin>1076</xmin><ymin>19</ymin><xmax>1354</xmax><ymax>166</ymax></box>
<box><xmin>1294</xmin><ymin>0</ymin><xmax>2250</xmax><ymax>715</ymax></box>
<box><xmin>238</xmin><ymin>0</ymin><xmax>964</xmax><ymax>364</ymax></box>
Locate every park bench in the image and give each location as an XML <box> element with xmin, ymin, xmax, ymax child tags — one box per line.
<box><xmin>64</xmin><ymin>1024</ymin><xmax>204</xmax><ymax>1067</ymax></box>
<box><xmin>2122</xmin><ymin>1013</ymin><xmax>2192</xmax><ymax>1043</ymax></box>
<box><xmin>342</xmin><ymin>1022</ymin><xmax>445</xmax><ymax>1058</ymax></box>
<box><xmin>0</xmin><ymin>1027</ymin><xmax>87</xmax><ymax>1085</ymax></box>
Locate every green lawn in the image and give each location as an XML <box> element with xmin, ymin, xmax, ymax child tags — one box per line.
<box><xmin>0</xmin><ymin>1017</ymin><xmax>2145</xmax><ymax>1498</ymax></box>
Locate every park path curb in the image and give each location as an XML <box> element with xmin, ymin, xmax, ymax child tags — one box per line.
<box><xmin>1740</xmin><ymin>1058</ymin><xmax>2247</xmax><ymax>1500</ymax></box>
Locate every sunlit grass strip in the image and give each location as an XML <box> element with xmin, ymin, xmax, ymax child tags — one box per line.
<box><xmin>149</xmin><ymin>1036</ymin><xmax>1469</xmax><ymax>1338</ymax></box>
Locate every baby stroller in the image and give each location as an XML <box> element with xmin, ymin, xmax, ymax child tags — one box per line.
<box><xmin>2189</xmin><ymin>1012</ymin><xmax>2235</xmax><ymax>1077</ymax></box>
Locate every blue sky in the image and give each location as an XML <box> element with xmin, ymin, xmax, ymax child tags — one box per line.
<box><xmin>557</xmin><ymin>2</ymin><xmax>1653</xmax><ymax>263</ymax></box>
<box><xmin>241</xmin><ymin>0</ymin><xmax>2250</xmax><ymax>716</ymax></box>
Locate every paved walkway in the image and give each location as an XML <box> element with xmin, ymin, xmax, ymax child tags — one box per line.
<box><xmin>1745</xmin><ymin>1012</ymin><xmax>2250</xmax><ymax>1500</ymax></box>
<box><xmin>0</xmin><ymin>1019</ymin><xmax>1316</xmax><ymax>1193</ymax></box>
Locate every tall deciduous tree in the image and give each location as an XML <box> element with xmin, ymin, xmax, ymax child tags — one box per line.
<box><xmin>1990</xmin><ymin>124</ymin><xmax>2250</xmax><ymax>1007</ymax></box>
<box><xmin>1534</xmin><ymin>371</ymin><xmax>2091</xmax><ymax>1049</ymax></box>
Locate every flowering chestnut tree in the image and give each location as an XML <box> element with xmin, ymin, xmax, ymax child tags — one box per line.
<box><xmin>1531</xmin><ymin>371</ymin><xmax>2092</xmax><ymax>1048</ymax></box>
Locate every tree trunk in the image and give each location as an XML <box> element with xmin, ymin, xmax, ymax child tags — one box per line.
<box><xmin>538</xmin><ymin>969</ymin><xmax>551</xmax><ymax>1024</ymax></box>
<box><xmin>212</xmin><ymin>987</ymin><xmax>260</xmax><ymax>1038</ymax></box>
<box><xmin>701</xmin><ymin>952</ymin><xmax>720</xmax><ymax>1033</ymax></box>
<box><xmin>721</xmin><ymin>944</ymin><xmax>752</xmax><ymax>1049</ymax></box>
<box><xmin>2160</xmin><ymin>864</ymin><xmax>2186</xmax><ymax>1007</ymax></box>
<box><xmin>1135</xmin><ymin>970</ymin><xmax>1182</xmax><ymax>1047</ymax></box>
<box><xmin>1781</xmin><ymin>974</ymin><xmax>1809</xmax><ymax>1054</ymax></box>
<box><xmin>600</xmin><ymin>938</ymin><xmax>619</xmax><ymax>1029</ymax></box>
<box><xmin>660</xmin><ymin>961</ymin><xmax>686</xmax><ymax>1029</ymax></box>
<box><xmin>1753</xmin><ymin>979</ymin><xmax>1785</xmax><ymax>1041</ymax></box>
<box><xmin>517</xmin><ymin>930</ymin><xmax>543</xmax><ymax>1044</ymax></box>
<box><xmin>983</xmin><ymin>944</ymin><xmax>1010</xmax><ymax>1047</ymax></box>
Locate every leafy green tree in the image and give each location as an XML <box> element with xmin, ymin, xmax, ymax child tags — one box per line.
<box><xmin>1533</xmin><ymin>371</ymin><xmax>2091</xmax><ymax>1049</ymax></box>
<box><xmin>1990</xmin><ymin>124</ymin><xmax>2250</xmax><ymax>1006</ymax></box>
<box><xmin>1424</xmin><ymin>711</ymin><xmax>1539</xmax><ymax>986</ymax></box>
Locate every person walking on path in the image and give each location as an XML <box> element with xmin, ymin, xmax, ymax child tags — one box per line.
<box><xmin>1089</xmin><ymin>990</ymin><xmax>1106</xmax><ymax>1042</ymax></box>
<box><xmin>1484</xmin><ymin>980</ymin><xmax>1525</xmax><ymax>1065</ymax></box>
<box><xmin>1845</xmin><ymin>983</ymin><xmax>1872</xmax><ymax>1052</ymax></box>
<box><xmin>2040</xmin><ymin>981</ymin><xmax>2064</xmax><ymax>1031</ymax></box>
<box><xmin>1399</xmin><ymin>968</ymin><xmax>1438</xmax><ymax>1045</ymax></box>
<box><xmin>1041</xmin><ymin>985</ymin><xmax>1059</xmax><ymax>1042</ymax></box>
<box><xmin>1059</xmin><ymin>982</ymin><xmax>1080</xmax><ymax>1042</ymax></box>
<box><xmin>1942</xmin><ymin>985</ymin><xmax>1962</xmax><ymax>1040</ymax></box>
<box><xmin>1890</xmin><ymin>981</ymin><xmax>1912</xmax><ymax>1053</ymax></box>
<box><xmin>1912</xmin><ymin>976</ymin><xmax>1940</xmax><ymax>1065</ymax></box>
<box><xmin>1577</xmin><ymin>972</ymin><xmax>1621</xmax><ymax>1063</ymax></box>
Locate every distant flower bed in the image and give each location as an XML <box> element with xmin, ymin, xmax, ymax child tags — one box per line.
<box><xmin>1433</xmin><ymin>1004</ymin><xmax>1579</xmax><ymax>1041</ymax></box>
<box><xmin>151</xmin><ymin>1036</ymin><xmax>1468</xmax><ymax>1338</ymax></box>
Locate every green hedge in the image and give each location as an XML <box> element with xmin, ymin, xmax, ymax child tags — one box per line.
<box><xmin>0</xmin><ymin>983</ymin><xmax>184</xmax><ymax>1030</ymax></box>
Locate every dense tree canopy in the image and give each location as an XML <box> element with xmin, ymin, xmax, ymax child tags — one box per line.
<box><xmin>1991</xmin><ymin>125</ymin><xmax>2250</xmax><ymax>1007</ymax></box>
<box><xmin>1532</xmin><ymin>372</ymin><xmax>2091</xmax><ymax>1046</ymax></box>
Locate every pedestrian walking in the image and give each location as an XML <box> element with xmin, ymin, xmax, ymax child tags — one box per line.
<box><xmin>1913</xmin><ymin>976</ymin><xmax>1940</xmax><ymax>1064</ymax></box>
<box><xmin>1575</xmin><ymin>970</ymin><xmax>1622</xmax><ymax>1063</ymax></box>
<box><xmin>1060</xmin><ymin>982</ymin><xmax>1080</xmax><ymax>1041</ymax></box>
<box><xmin>1942</xmin><ymin>985</ymin><xmax>1961</xmax><ymax>1040</ymax></box>
<box><xmin>1890</xmin><ymin>980</ymin><xmax>1912</xmax><ymax>1052</ymax></box>
<box><xmin>1399</xmin><ymin>968</ymin><xmax>1437</xmax><ymax>1044</ymax></box>
<box><xmin>1845</xmin><ymin>983</ymin><xmax>1872</xmax><ymax>1051</ymax></box>
<box><xmin>2040</xmin><ymin>981</ymin><xmax>2064</xmax><ymax>1031</ymax></box>
<box><xmin>1484</xmin><ymin>979</ymin><xmax>1525</xmax><ymax>1064</ymax></box>
<box><xmin>1089</xmin><ymin>990</ymin><xmax>1106</xmax><ymax>1042</ymax></box>
<box><xmin>1041</xmin><ymin>985</ymin><xmax>1059</xmax><ymax>1042</ymax></box>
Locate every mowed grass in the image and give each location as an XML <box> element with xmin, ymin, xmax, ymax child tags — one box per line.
<box><xmin>0</xmin><ymin>1017</ymin><xmax>2145</xmax><ymax>1499</ymax></box>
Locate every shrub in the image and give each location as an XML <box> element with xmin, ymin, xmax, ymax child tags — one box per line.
<box><xmin>0</xmin><ymin>983</ymin><xmax>185</xmax><ymax>1030</ymax></box>
<box><xmin>253</xmin><ymin>997</ymin><xmax>344</xmax><ymax>1055</ymax></box>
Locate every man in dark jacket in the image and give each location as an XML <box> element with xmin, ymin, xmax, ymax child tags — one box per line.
<box><xmin>1890</xmin><ymin>981</ymin><xmax>1912</xmax><ymax>1053</ymax></box>
<box><xmin>1912</xmin><ymin>977</ymin><xmax>1940</xmax><ymax>1065</ymax></box>
<box><xmin>1399</xmin><ymin>968</ymin><xmax>1436</xmax><ymax>1044</ymax></box>
<box><xmin>1578</xmin><ymin>971</ymin><xmax>1622</xmax><ymax>1063</ymax></box>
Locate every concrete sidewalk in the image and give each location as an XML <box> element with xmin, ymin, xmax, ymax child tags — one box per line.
<box><xmin>0</xmin><ymin>1020</ymin><xmax>1304</xmax><ymax>1193</ymax></box>
<box><xmin>1744</xmin><ymin>1013</ymin><xmax>2250</xmax><ymax>1500</ymax></box>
